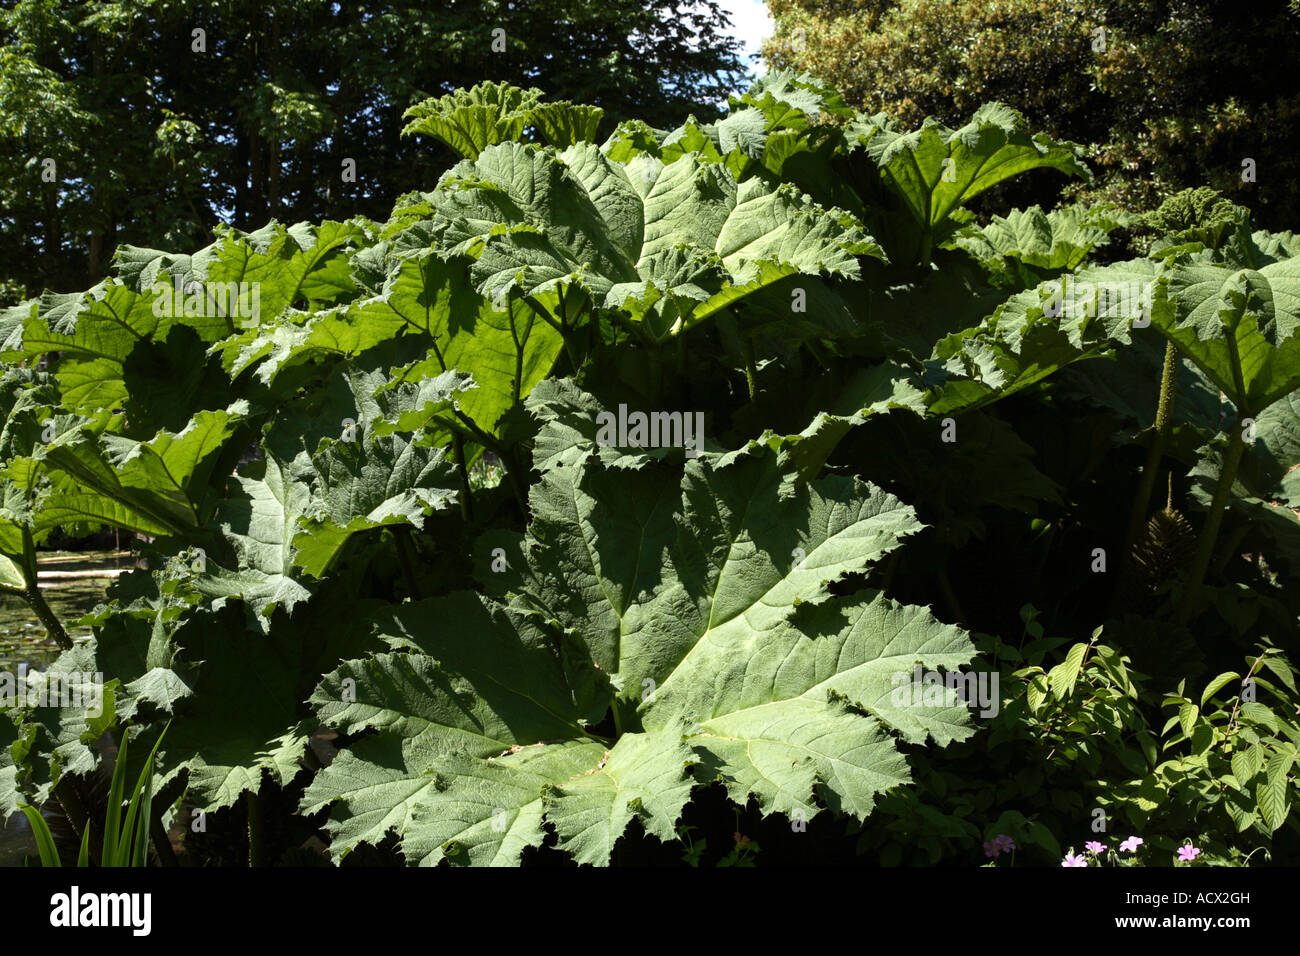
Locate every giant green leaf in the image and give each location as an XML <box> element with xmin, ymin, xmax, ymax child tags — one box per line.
<box><xmin>36</xmin><ymin>401</ymin><xmax>250</xmax><ymax>537</ymax></box>
<box><xmin>291</xmin><ymin>425</ymin><xmax>458</xmax><ymax>578</ymax></box>
<box><xmin>861</xmin><ymin>103</ymin><xmax>1089</xmax><ymax>261</ymax></box>
<box><xmin>403</xmin><ymin>82</ymin><xmax>545</xmax><ymax>159</ymax></box>
<box><xmin>426</xmin><ymin>141</ymin><xmax>881</xmax><ymax>341</ymax></box>
<box><xmin>1237</xmin><ymin>387</ymin><xmax>1300</xmax><ymax>507</ymax></box>
<box><xmin>195</xmin><ymin>451</ymin><xmax>314</xmax><ymax>630</ymax></box>
<box><xmin>404</xmin><ymin>80</ymin><xmax>607</xmax><ymax>159</ymax></box>
<box><xmin>17</xmin><ymin>283</ymin><xmax>181</xmax><ymax>411</ymax></box>
<box><xmin>1154</xmin><ymin>250</ymin><xmax>1300</xmax><ymax>416</ymax></box>
<box><xmin>301</xmin><ymin>591</ymin><xmax>609</xmax><ymax>861</ymax></box>
<box><xmin>16</xmin><ymin>223</ymin><xmax>360</xmax><ymax>412</ymax></box>
<box><xmin>201</xmin><ymin>220</ymin><xmax>366</xmax><ymax>320</ymax></box>
<box><xmin>12</xmin><ymin>640</ymin><xmax>118</xmax><ymax>798</ymax></box>
<box><xmin>0</xmin><ymin>366</ymin><xmax>59</xmax><ymax>580</ymax></box>
<box><xmin>928</xmin><ymin>259</ymin><xmax>1162</xmax><ymax>415</ymax></box>
<box><xmin>0</xmin><ymin>710</ymin><xmax>22</xmax><ymax>820</ymax></box>
<box><xmin>307</xmin><ymin>391</ymin><xmax>977</xmax><ymax>865</ymax></box>
<box><xmin>544</xmin><ymin>726</ymin><xmax>696</xmax><ymax>865</ymax></box>
<box><xmin>138</xmin><ymin>607</ymin><xmax>309</xmax><ymax>811</ymax></box>
<box><xmin>354</xmin><ymin>252</ymin><xmax>566</xmax><ymax>439</ymax></box>
<box><xmin>404</xmin><ymin>740</ymin><xmax>603</xmax><ymax>867</ymax></box>
<box><xmin>956</xmin><ymin>203</ymin><xmax>1133</xmax><ymax>273</ymax></box>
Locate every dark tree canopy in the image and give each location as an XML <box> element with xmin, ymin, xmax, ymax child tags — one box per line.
<box><xmin>0</xmin><ymin>0</ymin><xmax>745</xmax><ymax>300</ymax></box>
<box><xmin>762</xmin><ymin>0</ymin><xmax>1300</xmax><ymax>232</ymax></box>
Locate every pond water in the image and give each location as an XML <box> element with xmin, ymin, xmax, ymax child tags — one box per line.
<box><xmin>0</xmin><ymin>811</ymin><xmax>37</xmax><ymax>867</ymax></box>
<box><xmin>1</xmin><ymin>551</ymin><xmax>123</xmax><ymax>866</ymax></box>
<box><xmin>0</xmin><ymin>552</ymin><xmax>122</xmax><ymax>670</ymax></box>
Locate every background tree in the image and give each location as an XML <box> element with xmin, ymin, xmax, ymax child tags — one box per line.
<box><xmin>0</xmin><ymin>0</ymin><xmax>744</xmax><ymax>302</ymax></box>
<box><xmin>762</xmin><ymin>0</ymin><xmax>1300</xmax><ymax>229</ymax></box>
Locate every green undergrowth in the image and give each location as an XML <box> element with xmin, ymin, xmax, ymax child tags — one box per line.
<box><xmin>1</xmin><ymin>73</ymin><xmax>1298</xmax><ymax>867</ymax></box>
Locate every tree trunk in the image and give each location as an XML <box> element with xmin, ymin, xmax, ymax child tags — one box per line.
<box><xmin>234</xmin><ymin>129</ymin><xmax>250</xmax><ymax>229</ymax></box>
<box><xmin>249</xmin><ymin>125</ymin><xmax>266</xmax><ymax>227</ymax></box>
<box><xmin>268</xmin><ymin>141</ymin><xmax>280</xmax><ymax>215</ymax></box>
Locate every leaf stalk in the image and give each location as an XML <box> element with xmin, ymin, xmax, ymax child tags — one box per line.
<box><xmin>1176</xmin><ymin>418</ymin><xmax>1247</xmax><ymax>626</ymax></box>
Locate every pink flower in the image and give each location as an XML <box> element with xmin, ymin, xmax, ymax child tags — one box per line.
<box><xmin>1177</xmin><ymin>844</ymin><xmax>1201</xmax><ymax>862</ymax></box>
<box><xmin>1119</xmin><ymin>836</ymin><xmax>1144</xmax><ymax>853</ymax></box>
<box><xmin>983</xmin><ymin>834</ymin><xmax>1016</xmax><ymax>857</ymax></box>
<box><xmin>1085</xmin><ymin>841</ymin><xmax>1105</xmax><ymax>854</ymax></box>
<box><xmin>1062</xmin><ymin>852</ymin><xmax>1088</xmax><ymax>867</ymax></box>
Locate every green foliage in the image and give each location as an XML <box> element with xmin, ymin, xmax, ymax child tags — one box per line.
<box><xmin>403</xmin><ymin>83</ymin><xmax>605</xmax><ymax>159</ymax></box>
<box><xmin>957</xmin><ymin>203</ymin><xmax>1135</xmax><ymax>283</ymax></box>
<box><xmin>0</xmin><ymin>0</ymin><xmax>746</xmax><ymax>297</ymax></box>
<box><xmin>1151</xmin><ymin>233</ymin><xmax>1300</xmax><ymax>418</ymax></box>
<box><xmin>18</xmin><ymin>722</ymin><xmax>168</xmax><ymax>867</ymax></box>
<box><xmin>3</xmin><ymin>71</ymin><xmax>1300</xmax><ymax>869</ymax></box>
<box><xmin>860</xmin><ymin>610</ymin><xmax>1300</xmax><ymax>866</ymax></box>
<box><xmin>678</xmin><ymin>822</ymin><xmax>761</xmax><ymax>867</ymax></box>
<box><xmin>763</xmin><ymin>0</ymin><xmax>1300</xmax><ymax>232</ymax></box>
<box><xmin>301</xmin><ymin>385</ymin><xmax>976</xmax><ymax>865</ymax></box>
<box><xmin>861</xmin><ymin>103</ymin><xmax>1091</xmax><ymax>264</ymax></box>
<box><xmin>1144</xmin><ymin>188</ymin><xmax>1244</xmax><ymax>253</ymax></box>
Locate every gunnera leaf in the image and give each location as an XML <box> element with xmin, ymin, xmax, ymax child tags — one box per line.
<box><xmin>304</xmin><ymin>382</ymin><xmax>978</xmax><ymax>865</ymax></box>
